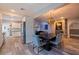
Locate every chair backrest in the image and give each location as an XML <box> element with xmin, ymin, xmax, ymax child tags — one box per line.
<box><xmin>55</xmin><ymin>33</ymin><xmax>62</xmax><ymax>44</ymax></box>
<box><xmin>32</xmin><ymin>35</ymin><xmax>40</xmax><ymax>47</ymax></box>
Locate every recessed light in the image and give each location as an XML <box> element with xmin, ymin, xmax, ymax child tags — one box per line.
<box><xmin>10</xmin><ymin>9</ymin><xmax>16</xmax><ymax>12</ymax></box>
<box><xmin>61</xmin><ymin>17</ymin><xmax>64</xmax><ymax>19</ymax></box>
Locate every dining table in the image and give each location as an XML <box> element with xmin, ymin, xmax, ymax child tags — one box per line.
<box><xmin>39</xmin><ymin>33</ymin><xmax>56</xmax><ymax>51</ymax></box>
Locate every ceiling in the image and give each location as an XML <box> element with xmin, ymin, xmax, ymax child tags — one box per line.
<box><xmin>0</xmin><ymin>3</ymin><xmax>65</xmax><ymax>18</ymax></box>
<box><xmin>53</xmin><ymin>3</ymin><xmax>79</xmax><ymax>19</ymax></box>
<box><xmin>43</xmin><ymin>3</ymin><xmax>79</xmax><ymax>19</ymax></box>
<box><xmin>34</xmin><ymin>3</ymin><xmax>79</xmax><ymax>23</ymax></box>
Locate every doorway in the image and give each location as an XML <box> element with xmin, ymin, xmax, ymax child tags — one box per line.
<box><xmin>55</xmin><ymin>22</ymin><xmax>63</xmax><ymax>35</ymax></box>
<box><xmin>23</xmin><ymin>22</ymin><xmax>26</xmax><ymax>44</ymax></box>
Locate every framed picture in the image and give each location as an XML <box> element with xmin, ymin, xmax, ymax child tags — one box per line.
<box><xmin>45</xmin><ymin>24</ymin><xmax>48</xmax><ymax>30</ymax></box>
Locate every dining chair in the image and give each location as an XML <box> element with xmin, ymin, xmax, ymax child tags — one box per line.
<box><xmin>50</xmin><ymin>33</ymin><xmax>62</xmax><ymax>48</ymax></box>
<box><xmin>32</xmin><ymin>35</ymin><xmax>46</xmax><ymax>54</ymax></box>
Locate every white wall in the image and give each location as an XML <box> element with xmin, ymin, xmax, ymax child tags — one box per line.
<box><xmin>26</xmin><ymin>17</ymin><xmax>34</xmax><ymax>43</ymax></box>
<box><xmin>0</xmin><ymin>14</ymin><xmax>3</xmax><ymax>47</ymax></box>
<box><xmin>2</xmin><ymin>23</ymin><xmax>10</xmax><ymax>37</ymax></box>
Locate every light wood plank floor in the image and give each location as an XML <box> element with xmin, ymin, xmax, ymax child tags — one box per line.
<box><xmin>0</xmin><ymin>37</ymin><xmax>31</xmax><ymax>55</ymax></box>
<box><xmin>0</xmin><ymin>36</ymin><xmax>79</xmax><ymax>55</ymax></box>
<box><xmin>62</xmin><ymin>37</ymin><xmax>79</xmax><ymax>55</ymax></box>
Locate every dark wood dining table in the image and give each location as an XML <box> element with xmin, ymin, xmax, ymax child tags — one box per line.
<box><xmin>39</xmin><ymin>33</ymin><xmax>56</xmax><ymax>51</ymax></box>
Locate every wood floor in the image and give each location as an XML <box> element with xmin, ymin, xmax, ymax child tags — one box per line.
<box><xmin>62</xmin><ymin>37</ymin><xmax>79</xmax><ymax>55</ymax></box>
<box><xmin>0</xmin><ymin>36</ymin><xmax>79</xmax><ymax>55</ymax></box>
<box><xmin>0</xmin><ymin>37</ymin><xmax>31</xmax><ymax>55</ymax></box>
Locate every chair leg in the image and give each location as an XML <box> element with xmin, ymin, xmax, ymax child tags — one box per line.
<box><xmin>56</xmin><ymin>43</ymin><xmax>61</xmax><ymax>49</ymax></box>
<box><xmin>33</xmin><ymin>46</ymin><xmax>39</xmax><ymax>54</ymax></box>
<box><xmin>33</xmin><ymin>44</ymin><xmax>34</xmax><ymax>49</ymax></box>
<box><xmin>38</xmin><ymin>48</ymin><xmax>39</xmax><ymax>54</ymax></box>
<box><xmin>32</xmin><ymin>44</ymin><xmax>34</xmax><ymax>52</ymax></box>
<box><xmin>33</xmin><ymin>46</ymin><xmax>43</xmax><ymax>54</ymax></box>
